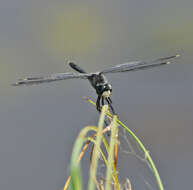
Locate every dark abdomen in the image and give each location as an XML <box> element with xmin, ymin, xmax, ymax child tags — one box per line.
<box><xmin>69</xmin><ymin>62</ymin><xmax>86</xmax><ymax>73</ymax></box>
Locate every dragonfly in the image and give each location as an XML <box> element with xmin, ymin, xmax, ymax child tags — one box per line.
<box><xmin>13</xmin><ymin>54</ymin><xmax>179</xmax><ymax>114</ymax></box>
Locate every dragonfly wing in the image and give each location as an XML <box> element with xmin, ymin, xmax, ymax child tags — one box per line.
<box><xmin>13</xmin><ymin>72</ymin><xmax>91</xmax><ymax>86</ymax></box>
<box><xmin>101</xmin><ymin>55</ymin><xmax>180</xmax><ymax>74</ymax></box>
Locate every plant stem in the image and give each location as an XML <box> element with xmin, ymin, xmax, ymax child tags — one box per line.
<box><xmin>86</xmin><ymin>97</ymin><xmax>164</xmax><ymax>190</ymax></box>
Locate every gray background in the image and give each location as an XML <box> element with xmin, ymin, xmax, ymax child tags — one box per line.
<box><xmin>0</xmin><ymin>0</ymin><xmax>193</xmax><ymax>189</ymax></box>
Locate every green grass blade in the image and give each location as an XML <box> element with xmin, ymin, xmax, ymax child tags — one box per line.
<box><xmin>117</xmin><ymin>120</ymin><xmax>164</xmax><ymax>190</ymax></box>
<box><xmin>69</xmin><ymin>126</ymin><xmax>98</xmax><ymax>190</ymax></box>
<box><xmin>105</xmin><ymin>115</ymin><xmax>119</xmax><ymax>190</ymax></box>
<box><xmin>88</xmin><ymin>105</ymin><xmax>108</xmax><ymax>190</ymax></box>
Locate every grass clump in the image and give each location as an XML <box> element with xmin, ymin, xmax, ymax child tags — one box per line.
<box><xmin>63</xmin><ymin>98</ymin><xmax>164</xmax><ymax>190</ymax></box>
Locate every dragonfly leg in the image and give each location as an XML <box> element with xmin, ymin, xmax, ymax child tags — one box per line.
<box><xmin>106</xmin><ymin>97</ymin><xmax>116</xmax><ymax>115</ymax></box>
<box><xmin>101</xmin><ymin>96</ymin><xmax>105</xmax><ymax>106</ymax></box>
<box><xmin>96</xmin><ymin>95</ymin><xmax>102</xmax><ymax>112</ymax></box>
<box><xmin>108</xmin><ymin>97</ymin><xmax>112</xmax><ymax>104</ymax></box>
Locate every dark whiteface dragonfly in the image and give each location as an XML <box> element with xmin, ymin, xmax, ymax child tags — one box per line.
<box><xmin>13</xmin><ymin>55</ymin><xmax>179</xmax><ymax>114</ymax></box>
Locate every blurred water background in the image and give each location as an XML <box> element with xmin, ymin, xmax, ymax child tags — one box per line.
<box><xmin>0</xmin><ymin>0</ymin><xmax>193</xmax><ymax>189</ymax></box>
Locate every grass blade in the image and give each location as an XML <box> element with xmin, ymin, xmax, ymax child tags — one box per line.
<box><xmin>88</xmin><ymin>105</ymin><xmax>108</xmax><ymax>190</ymax></box>
<box><xmin>105</xmin><ymin>115</ymin><xmax>119</xmax><ymax>190</ymax></box>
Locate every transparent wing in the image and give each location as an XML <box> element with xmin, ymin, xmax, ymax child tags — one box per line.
<box><xmin>12</xmin><ymin>72</ymin><xmax>91</xmax><ymax>86</ymax></box>
<box><xmin>100</xmin><ymin>55</ymin><xmax>180</xmax><ymax>74</ymax></box>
